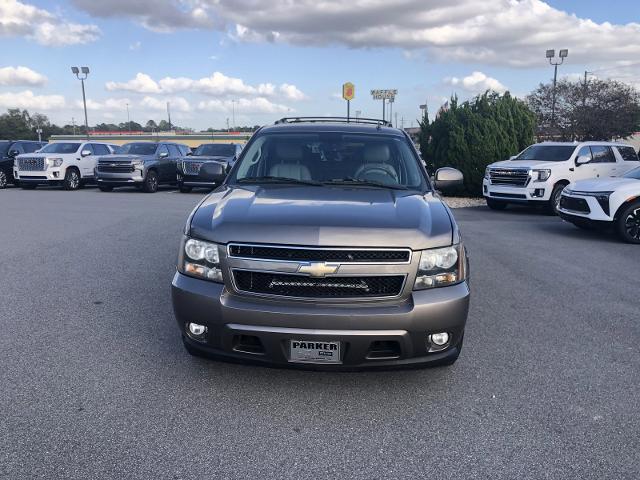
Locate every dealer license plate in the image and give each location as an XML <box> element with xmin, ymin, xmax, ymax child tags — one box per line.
<box><xmin>289</xmin><ymin>340</ymin><xmax>341</xmax><ymax>364</ymax></box>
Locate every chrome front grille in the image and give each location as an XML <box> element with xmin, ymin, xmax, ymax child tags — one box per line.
<box><xmin>182</xmin><ymin>161</ymin><xmax>202</xmax><ymax>175</ymax></box>
<box><xmin>228</xmin><ymin>244</ymin><xmax>411</xmax><ymax>263</ymax></box>
<box><xmin>489</xmin><ymin>168</ymin><xmax>530</xmax><ymax>187</ymax></box>
<box><xmin>18</xmin><ymin>157</ymin><xmax>45</xmax><ymax>171</ymax></box>
<box><xmin>97</xmin><ymin>163</ymin><xmax>134</xmax><ymax>173</ymax></box>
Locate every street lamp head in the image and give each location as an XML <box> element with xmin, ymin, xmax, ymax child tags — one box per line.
<box><xmin>546</xmin><ymin>49</ymin><xmax>555</xmax><ymax>59</ymax></box>
<box><xmin>71</xmin><ymin>66</ymin><xmax>79</xmax><ymax>74</ymax></box>
<box><xmin>81</xmin><ymin>66</ymin><xmax>90</xmax><ymax>74</ymax></box>
<box><xmin>559</xmin><ymin>49</ymin><xmax>568</xmax><ymax>58</ymax></box>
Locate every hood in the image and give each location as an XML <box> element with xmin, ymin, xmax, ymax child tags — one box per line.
<box><xmin>570</xmin><ymin>177</ymin><xmax>639</xmax><ymax>192</ymax></box>
<box><xmin>189</xmin><ymin>186</ymin><xmax>455</xmax><ymax>250</ymax></box>
<box><xmin>98</xmin><ymin>154</ymin><xmax>154</xmax><ymax>163</ymax></box>
<box><xmin>490</xmin><ymin>159</ymin><xmax>560</xmax><ymax>169</ymax></box>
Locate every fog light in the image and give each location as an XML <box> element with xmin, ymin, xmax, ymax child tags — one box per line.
<box><xmin>188</xmin><ymin>323</ymin><xmax>207</xmax><ymax>336</ymax></box>
<box><xmin>430</xmin><ymin>332</ymin><xmax>449</xmax><ymax>346</ymax></box>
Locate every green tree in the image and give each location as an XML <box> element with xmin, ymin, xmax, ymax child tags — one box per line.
<box><xmin>527</xmin><ymin>78</ymin><xmax>640</xmax><ymax>141</ymax></box>
<box><xmin>420</xmin><ymin>92</ymin><xmax>535</xmax><ymax>196</ymax></box>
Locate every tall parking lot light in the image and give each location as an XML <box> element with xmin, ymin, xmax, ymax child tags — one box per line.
<box><xmin>546</xmin><ymin>49</ymin><xmax>568</xmax><ymax>129</ymax></box>
<box><xmin>71</xmin><ymin>66</ymin><xmax>90</xmax><ymax>140</ymax></box>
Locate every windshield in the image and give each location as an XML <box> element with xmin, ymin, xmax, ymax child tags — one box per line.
<box><xmin>40</xmin><ymin>143</ymin><xmax>81</xmax><ymax>154</ymax></box>
<box><xmin>120</xmin><ymin>143</ymin><xmax>158</xmax><ymax>155</ymax></box>
<box><xmin>229</xmin><ymin>132</ymin><xmax>427</xmax><ymax>190</ymax></box>
<box><xmin>194</xmin><ymin>144</ymin><xmax>235</xmax><ymax>156</ymax></box>
<box><xmin>624</xmin><ymin>167</ymin><xmax>640</xmax><ymax>180</ymax></box>
<box><xmin>514</xmin><ymin>145</ymin><xmax>576</xmax><ymax>162</ymax></box>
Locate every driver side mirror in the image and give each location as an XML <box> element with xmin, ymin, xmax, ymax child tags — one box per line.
<box><xmin>159</xmin><ymin>151</ymin><xmax>169</xmax><ymax>158</ymax></box>
<box><xmin>8</xmin><ymin>150</ymin><xmax>19</xmax><ymax>157</ymax></box>
<box><xmin>434</xmin><ymin>167</ymin><xmax>464</xmax><ymax>191</ymax></box>
<box><xmin>509</xmin><ymin>155</ymin><xmax>517</xmax><ymax>160</ymax></box>
<box><xmin>81</xmin><ymin>149</ymin><xmax>92</xmax><ymax>157</ymax></box>
<box><xmin>576</xmin><ymin>155</ymin><xmax>590</xmax><ymax>166</ymax></box>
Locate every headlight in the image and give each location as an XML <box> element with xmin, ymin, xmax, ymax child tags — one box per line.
<box><xmin>582</xmin><ymin>191</ymin><xmax>613</xmax><ymax>215</ymax></box>
<box><xmin>414</xmin><ymin>244</ymin><xmax>467</xmax><ymax>290</ymax></box>
<box><xmin>178</xmin><ymin>237</ymin><xmax>223</xmax><ymax>282</ymax></box>
<box><xmin>46</xmin><ymin>158</ymin><xmax>63</xmax><ymax>167</ymax></box>
<box><xmin>532</xmin><ymin>169</ymin><xmax>551</xmax><ymax>181</ymax></box>
<box><xmin>484</xmin><ymin>167</ymin><xmax>490</xmax><ymax>180</ymax></box>
<box><xmin>132</xmin><ymin>159</ymin><xmax>144</xmax><ymax>168</ymax></box>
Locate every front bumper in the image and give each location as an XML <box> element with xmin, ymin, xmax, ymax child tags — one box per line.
<box><xmin>96</xmin><ymin>170</ymin><xmax>144</xmax><ymax>187</ymax></box>
<box><xmin>14</xmin><ymin>168</ymin><xmax>65</xmax><ymax>184</ymax></box>
<box><xmin>482</xmin><ymin>178</ymin><xmax>551</xmax><ymax>202</ymax></box>
<box><xmin>171</xmin><ymin>272</ymin><xmax>470</xmax><ymax>369</ymax></box>
<box><xmin>177</xmin><ymin>173</ymin><xmax>218</xmax><ymax>188</ymax></box>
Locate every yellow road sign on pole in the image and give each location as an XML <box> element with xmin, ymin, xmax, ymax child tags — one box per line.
<box><xmin>342</xmin><ymin>82</ymin><xmax>355</xmax><ymax>101</ymax></box>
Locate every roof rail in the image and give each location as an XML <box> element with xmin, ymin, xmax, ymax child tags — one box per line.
<box><xmin>274</xmin><ymin>116</ymin><xmax>393</xmax><ymax>128</ymax></box>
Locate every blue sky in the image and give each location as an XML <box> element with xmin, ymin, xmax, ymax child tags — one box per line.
<box><xmin>1</xmin><ymin>0</ymin><xmax>639</xmax><ymax>130</ymax></box>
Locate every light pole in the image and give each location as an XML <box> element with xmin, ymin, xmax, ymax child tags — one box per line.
<box><xmin>126</xmin><ymin>103</ymin><xmax>130</xmax><ymax>131</ymax></box>
<box><xmin>546</xmin><ymin>49</ymin><xmax>568</xmax><ymax>129</ymax></box>
<box><xmin>355</xmin><ymin>110</ymin><xmax>361</xmax><ymax>120</ymax></box>
<box><xmin>231</xmin><ymin>100</ymin><xmax>237</xmax><ymax>131</ymax></box>
<box><xmin>71</xmin><ymin>66</ymin><xmax>90</xmax><ymax>140</ymax></box>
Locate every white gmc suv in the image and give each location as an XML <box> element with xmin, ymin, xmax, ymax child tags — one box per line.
<box><xmin>483</xmin><ymin>142</ymin><xmax>640</xmax><ymax>213</ymax></box>
<box><xmin>14</xmin><ymin>141</ymin><xmax>117</xmax><ymax>190</ymax></box>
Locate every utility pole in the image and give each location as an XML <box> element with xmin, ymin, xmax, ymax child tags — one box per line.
<box><xmin>395</xmin><ymin>112</ymin><xmax>398</xmax><ymax>129</ymax></box>
<box><xmin>71</xmin><ymin>66</ymin><xmax>90</xmax><ymax>140</ymax></box>
<box><xmin>126</xmin><ymin>103</ymin><xmax>130</xmax><ymax>131</ymax></box>
<box><xmin>231</xmin><ymin>100</ymin><xmax>236</xmax><ymax>131</ymax></box>
<box><xmin>226</xmin><ymin>117</ymin><xmax>230</xmax><ymax>132</ymax></box>
<box><xmin>167</xmin><ymin>102</ymin><xmax>172</xmax><ymax>131</ymax></box>
<box><xmin>583</xmin><ymin>71</ymin><xmax>593</xmax><ymax>107</ymax></box>
<box><xmin>72</xmin><ymin>117</ymin><xmax>76</xmax><ymax>135</ymax></box>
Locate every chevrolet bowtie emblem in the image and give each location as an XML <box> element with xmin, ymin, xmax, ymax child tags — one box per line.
<box><xmin>298</xmin><ymin>262</ymin><xmax>339</xmax><ymax>277</ymax></box>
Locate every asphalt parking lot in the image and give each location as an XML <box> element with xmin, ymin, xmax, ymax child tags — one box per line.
<box><xmin>1</xmin><ymin>186</ymin><xmax>638</xmax><ymax>480</ymax></box>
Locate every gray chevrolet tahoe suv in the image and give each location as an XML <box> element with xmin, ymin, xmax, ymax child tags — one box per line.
<box><xmin>96</xmin><ymin>142</ymin><xmax>189</xmax><ymax>192</ymax></box>
<box><xmin>171</xmin><ymin>117</ymin><xmax>470</xmax><ymax>369</ymax></box>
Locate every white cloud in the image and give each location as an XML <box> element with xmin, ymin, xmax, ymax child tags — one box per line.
<box><xmin>197</xmin><ymin>97</ymin><xmax>290</xmax><ymax>114</ymax></box>
<box><xmin>0</xmin><ymin>90</ymin><xmax>65</xmax><ymax>110</ymax></box>
<box><xmin>106</xmin><ymin>71</ymin><xmax>308</xmax><ymax>100</ymax></box>
<box><xmin>0</xmin><ymin>66</ymin><xmax>47</xmax><ymax>86</ymax></box>
<box><xmin>445</xmin><ymin>71</ymin><xmax>507</xmax><ymax>93</ymax></box>
<box><xmin>106</xmin><ymin>73</ymin><xmax>161</xmax><ymax>94</ymax></box>
<box><xmin>279</xmin><ymin>83</ymin><xmax>307</xmax><ymax>101</ymax></box>
<box><xmin>71</xmin><ymin>0</ymin><xmax>640</xmax><ymax>69</ymax></box>
<box><xmin>140</xmin><ymin>96</ymin><xmax>191</xmax><ymax>112</ymax></box>
<box><xmin>129</xmin><ymin>41</ymin><xmax>141</xmax><ymax>50</ymax></box>
<box><xmin>79</xmin><ymin>97</ymin><xmax>131</xmax><ymax>111</ymax></box>
<box><xmin>0</xmin><ymin>0</ymin><xmax>100</xmax><ymax>46</ymax></box>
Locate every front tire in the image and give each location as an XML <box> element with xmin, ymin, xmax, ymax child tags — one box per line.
<box><xmin>142</xmin><ymin>170</ymin><xmax>159</xmax><ymax>193</ymax></box>
<box><xmin>486</xmin><ymin>198</ymin><xmax>507</xmax><ymax>210</ymax></box>
<box><xmin>616</xmin><ymin>201</ymin><xmax>640</xmax><ymax>244</ymax></box>
<box><xmin>63</xmin><ymin>168</ymin><xmax>81</xmax><ymax>190</ymax></box>
<box><xmin>547</xmin><ymin>183</ymin><xmax>566</xmax><ymax>215</ymax></box>
<box><xmin>0</xmin><ymin>171</ymin><xmax>7</xmax><ymax>189</ymax></box>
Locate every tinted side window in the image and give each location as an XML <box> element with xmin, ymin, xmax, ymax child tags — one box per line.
<box><xmin>590</xmin><ymin>146</ymin><xmax>615</xmax><ymax>163</ymax></box>
<box><xmin>617</xmin><ymin>146</ymin><xmax>639</xmax><ymax>162</ymax></box>
<box><xmin>157</xmin><ymin>144</ymin><xmax>169</xmax><ymax>157</ymax></box>
<box><xmin>92</xmin><ymin>144</ymin><xmax>110</xmax><ymax>155</ymax></box>
<box><xmin>82</xmin><ymin>144</ymin><xmax>94</xmax><ymax>155</ymax></box>
<box><xmin>577</xmin><ymin>146</ymin><xmax>592</xmax><ymax>162</ymax></box>
<box><xmin>23</xmin><ymin>142</ymin><xmax>39</xmax><ymax>153</ymax></box>
<box><xmin>12</xmin><ymin>143</ymin><xmax>25</xmax><ymax>154</ymax></box>
<box><xmin>167</xmin><ymin>144</ymin><xmax>180</xmax><ymax>157</ymax></box>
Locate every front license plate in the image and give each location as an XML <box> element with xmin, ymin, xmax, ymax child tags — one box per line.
<box><xmin>289</xmin><ymin>340</ymin><xmax>341</xmax><ymax>364</ymax></box>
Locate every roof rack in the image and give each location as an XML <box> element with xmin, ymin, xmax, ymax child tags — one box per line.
<box><xmin>274</xmin><ymin>116</ymin><xmax>393</xmax><ymax>128</ymax></box>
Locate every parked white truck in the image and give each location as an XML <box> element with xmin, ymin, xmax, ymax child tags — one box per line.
<box><xmin>482</xmin><ymin>142</ymin><xmax>640</xmax><ymax>213</ymax></box>
<box><xmin>14</xmin><ymin>141</ymin><xmax>117</xmax><ymax>190</ymax></box>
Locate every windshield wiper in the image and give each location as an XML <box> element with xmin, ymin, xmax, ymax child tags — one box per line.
<box><xmin>237</xmin><ymin>176</ymin><xmax>323</xmax><ymax>186</ymax></box>
<box><xmin>323</xmin><ymin>178</ymin><xmax>408</xmax><ymax>190</ymax></box>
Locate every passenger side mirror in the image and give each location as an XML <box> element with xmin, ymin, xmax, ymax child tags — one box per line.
<box><xmin>200</xmin><ymin>162</ymin><xmax>227</xmax><ymax>184</ymax></box>
<box><xmin>576</xmin><ymin>155</ymin><xmax>590</xmax><ymax>166</ymax></box>
<box><xmin>159</xmin><ymin>151</ymin><xmax>169</xmax><ymax>158</ymax></box>
<box><xmin>509</xmin><ymin>155</ymin><xmax>517</xmax><ymax>160</ymax></box>
<box><xmin>434</xmin><ymin>167</ymin><xmax>463</xmax><ymax>191</ymax></box>
<box><xmin>8</xmin><ymin>150</ymin><xmax>19</xmax><ymax>157</ymax></box>
<box><xmin>81</xmin><ymin>149</ymin><xmax>92</xmax><ymax>157</ymax></box>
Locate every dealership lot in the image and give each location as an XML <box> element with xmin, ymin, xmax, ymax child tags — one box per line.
<box><xmin>1</xmin><ymin>187</ymin><xmax>638</xmax><ymax>479</ymax></box>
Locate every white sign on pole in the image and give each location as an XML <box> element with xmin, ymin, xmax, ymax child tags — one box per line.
<box><xmin>370</xmin><ymin>89</ymin><xmax>397</xmax><ymax>100</ymax></box>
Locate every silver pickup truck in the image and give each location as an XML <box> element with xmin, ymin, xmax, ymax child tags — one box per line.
<box><xmin>171</xmin><ymin>117</ymin><xmax>470</xmax><ymax>369</ymax></box>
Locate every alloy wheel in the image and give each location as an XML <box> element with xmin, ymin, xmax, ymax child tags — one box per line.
<box><xmin>70</xmin><ymin>171</ymin><xmax>79</xmax><ymax>189</ymax></box>
<box><xmin>625</xmin><ymin>208</ymin><xmax>640</xmax><ymax>240</ymax></box>
<box><xmin>0</xmin><ymin>171</ymin><xmax>7</xmax><ymax>188</ymax></box>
